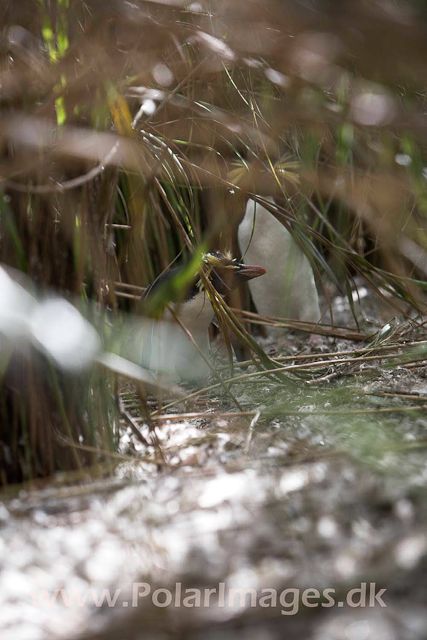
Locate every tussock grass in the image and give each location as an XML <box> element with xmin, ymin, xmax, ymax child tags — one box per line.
<box><xmin>1</xmin><ymin>0</ymin><xmax>427</xmax><ymax>483</ymax></box>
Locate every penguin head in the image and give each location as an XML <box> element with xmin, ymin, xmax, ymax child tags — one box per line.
<box><xmin>202</xmin><ymin>251</ymin><xmax>266</xmax><ymax>295</ymax></box>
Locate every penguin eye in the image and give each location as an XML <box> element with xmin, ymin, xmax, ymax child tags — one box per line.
<box><xmin>203</xmin><ymin>252</ymin><xmax>222</xmax><ymax>267</ymax></box>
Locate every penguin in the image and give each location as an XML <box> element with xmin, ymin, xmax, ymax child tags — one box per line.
<box><xmin>140</xmin><ymin>251</ymin><xmax>266</xmax><ymax>383</ymax></box>
<box><xmin>238</xmin><ymin>197</ymin><xmax>321</xmax><ymax>335</ymax></box>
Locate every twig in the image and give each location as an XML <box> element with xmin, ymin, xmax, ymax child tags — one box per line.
<box><xmin>366</xmin><ymin>391</ymin><xmax>427</xmax><ymax>401</ymax></box>
<box><xmin>227</xmin><ymin>339</ymin><xmax>427</xmax><ymax>369</ymax></box>
<box><xmin>232</xmin><ymin>308</ymin><xmax>367</xmax><ymax>341</ymax></box>
<box><xmin>263</xmin><ymin>405</ymin><xmax>427</xmax><ymax>418</ymax></box>
<box><xmin>119</xmin><ymin>398</ymin><xmax>150</xmax><ymax>447</ymax></box>
<box><xmin>115</xmin><ymin>291</ymin><xmax>141</xmax><ymax>300</ymax></box>
<box><xmin>142</xmin><ymin>410</ymin><xmax>256</xmax><ymax>422</ymax></box>
<box><xmin>245</xmin><ymin>410</ymin><xmax>261</xmax><ymax>455</ymax></box>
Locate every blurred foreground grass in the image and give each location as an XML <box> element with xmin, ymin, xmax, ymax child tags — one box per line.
<box><xmin>1</xmin><ymin>0</ymin><xmax>427</xmax><ymax>484</ymax></box>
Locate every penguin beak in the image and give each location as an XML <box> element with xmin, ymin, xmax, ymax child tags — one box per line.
<box><xmin>202</xmin><ymin>252</ymin><xmax>266</xmax><ymax>294</ymax></box>
<box><xmin>236</xmin><ymin>263</ymin><xmax>266</xmax><ymax>280</ymax></box>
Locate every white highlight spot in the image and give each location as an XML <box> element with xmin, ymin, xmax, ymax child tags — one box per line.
<box><xmin>152</xmin><ymin>64</ymin><xmax>174</xmax><ymax>87</ymax></box>
<box><xmin>279</xmin><ymin>469</ymin><xmax>309</xmax><ymax>494</ymax></box>
<box><xmin>395</xmin><ymin>153</ymin><xmax>412</xmax><ymax>166</ymax></box>
<box><xmin>196</xmin><ymin>31</ymin><xmax>235</xmax><ymax>60</ymax></box>
<box><xmin>188</xmin><ymin>2</ymin><xmax>203</xmax><ymax>12</ymax></box>
<box><xmin>395</xmin><ymin>535</ymin><xmax>426</xmax><ymax>569</ymax></box>
<box><xmin>199</xmin><ymin>474</ymin><xmax>248</xmax><ymax>508</ymax></box>
<box><xmin>317</xmin><ymin>516</ymin><xmax>338</xmax><ymax>538</ymax></box>
<box><xmin>352</xmin><ymin>89</ymin><xmax>396</xmax><ymax>126</ymax></box>
<box><xmin>141</xmin><ymin>99</ymin><xmax>157</xmax><ymax>115</ymax></box>
<box><xmin>264</xmin><ymin>68</ymin><xmax>290</xmax><ymax>87</ymax></box>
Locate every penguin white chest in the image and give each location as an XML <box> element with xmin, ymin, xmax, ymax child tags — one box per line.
<box><xmin>148</xmin><ymin>290</ymin><xmax>214</xmax><ymax>383</ymax></box>
<box><xmin>238</xmin><ymin>197</ymin><xmax>321</xmax><ymax>332</ymax></box>
<box><xmin>165</xmin><ymin>290</ymin><xmax>215</xmax><ymax>336</ymax></box>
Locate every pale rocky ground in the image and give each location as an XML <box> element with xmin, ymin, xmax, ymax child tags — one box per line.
<box><xmin>1</xmin><ymin>284</ymin><xmax>427</xmax><ymax>640</ymax></box>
